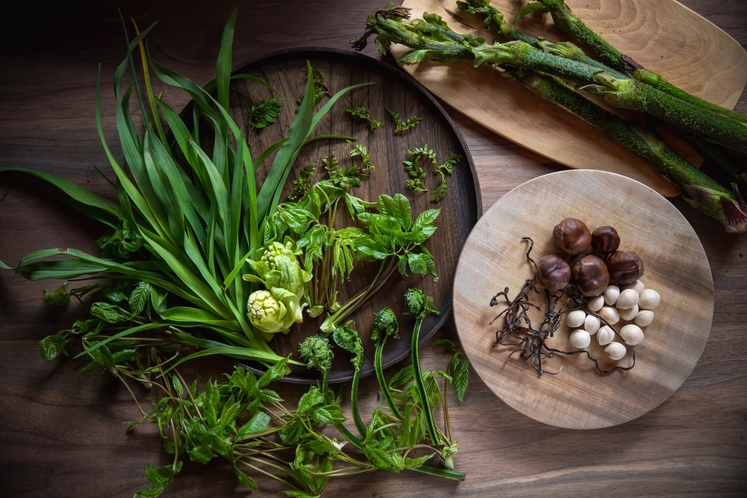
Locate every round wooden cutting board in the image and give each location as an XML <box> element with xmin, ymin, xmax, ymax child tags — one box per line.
<box><xmin>452</xmin><ymin>170</ymin><xmax>714</xmax><ymax>429</ymax></box>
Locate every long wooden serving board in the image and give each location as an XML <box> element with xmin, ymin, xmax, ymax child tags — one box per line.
<box><xmin>397</xmin><ymin>0</ymin><xmax>747</xmax><ymax>197</ymax></box>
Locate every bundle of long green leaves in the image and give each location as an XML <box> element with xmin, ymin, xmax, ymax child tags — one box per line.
<box><xmin>0</xmin><ymin>11</ymin><xmax>372</xmax><ymax>368</ymax></box>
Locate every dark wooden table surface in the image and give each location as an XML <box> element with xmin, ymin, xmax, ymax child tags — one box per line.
<box><xmin>1</xmin><ymin>1</ymin><xmax>746</xmax><ymax>497</ymax></box>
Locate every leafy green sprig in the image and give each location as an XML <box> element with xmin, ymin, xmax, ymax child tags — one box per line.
<box><xmin>387</xmin><ymin>108</ymin><xmax>423</xmax><ymax>134</ymax></box>
<box><xmin>403</xmin><ymin>145</ymin><xmax>436</xmax><ymax>192</ymax></box>
<box><xmin>47</xmin><ymin>281</ymin><xmax>466</xmax><ymax>495</ymax></box>
<box><xmin>296</xmin><ymin>68</ymin><xmax>331</xmax><ymax>110</ymax></box>
<box><xmin>262</xmin><ymin>160</ymin><xmax>440</xmax><ymax>335</ymax></box>
<box><xmin>287</xmin><ymin>163</ymin><xmax>316</xmax><ymax>202</ymax></box>
<box><xmin>2</xmin><ymin>12</ymin><xmax>376</xmax><ymax>370</ymax></box>
<box><xmin>247</xmin><ymin>97</ymin><xmax>283</xmax><ymax>131</ymax></box>
<box><xmin>346</xmin><ymin>104</ymin><xmax>382</xmax><ymax>132</ymax></box>
<box><xmin>430</xmin><ymin>153</ymin><xmax>462</xmax><ymax>203</ymax></box>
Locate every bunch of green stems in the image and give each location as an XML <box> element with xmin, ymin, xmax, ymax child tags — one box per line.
<box><xmin>353</xmin><ymin>2</ymin><xmax>747</xmax><ymax>233</ymax></box>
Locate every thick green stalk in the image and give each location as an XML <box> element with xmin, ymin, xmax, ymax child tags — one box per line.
<box><xmin>519</xmin><ymin>73</ymin><xmax>747</xmax><ymax>232</ymax></box>
<box><xmin>530</xmin><ymin>0</ymin><xmax>747</xmax><ymax>124</ymax></box>
<box><xmin>353</xmin><ymin>6</ymin><xmax>747</xmax><ymax>233</ymax></box>
<box><xmin>411</xmin><ymin>316</ymin><xmax>441</xmax><ymax>446</ymax></box>
<box><xmin>585</xmin><ymin>72</ymin><xmax>747</xmax><ymax>154</ymax></box>
<box><xmin>471</xmin><ymin>41</ymin><xmax>747</xmax><ymax>154</ymax></box>
<box><xmin>360</xmin><ymin>7</ymin><xmax>747</xmax><ymax>153</ymax></box>
<box><xmin>530</xmin><ymin>0</ymin><xmax>625</xmax><ymax>70</ymax></box>
<box><xmin>374</xmin><ymin>340</ymin><xmax>403</xmax><ymax>420</ymax></box>
<box><xmin>349</xmin><ymin>369</ymin><xmax>367</xmax><ymax>438</ymax></box>
<box><xmin>458</xmin><ymin>0</ymin><xmax>624</xmax><ymax>77</ymax></box>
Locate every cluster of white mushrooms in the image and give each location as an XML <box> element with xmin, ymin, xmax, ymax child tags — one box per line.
<box><xmin>566</xmin><ymin>280</ymin><xmax>661</xmax><ymax>360</ymax></box>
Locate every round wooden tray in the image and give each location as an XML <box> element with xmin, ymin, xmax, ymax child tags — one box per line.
<box><xmin>452</xmin><ymin>170</ymin><xmax>713</xmax><ymax>429</ymax></box>
<box><xmin>219</xmin><ymin>49</ymin><xmax>481</xmax><ymax>383</ymax></box>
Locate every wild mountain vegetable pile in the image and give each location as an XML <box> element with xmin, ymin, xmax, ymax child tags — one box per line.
<box><xmin>353</xmin><ymin>0</ymin><xmax>747</xmax><ymax>233</ymax></box>
<box><xmin>0</xmin><ymin>10</ymin><xmax>470</xmax><ymax>497</ymax></box>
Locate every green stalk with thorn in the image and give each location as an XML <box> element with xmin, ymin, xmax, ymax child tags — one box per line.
<box><xmin>517</xmin><ymin>0</ymin><xmax>747</xmax><ymax>125</ymax></box>
<box><xmin>352</xmin><ymin>5</ymin><xmax>747</xmax><ymax>233</ymax></box>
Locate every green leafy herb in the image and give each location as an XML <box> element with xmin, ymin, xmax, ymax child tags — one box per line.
<box><xmin>287</xmin><ymin>163</ymin><xmax>316</xmax><ymax>201</ymax></box>
<box><xmin>403</xmin><ymin>145</ymin><xmax>435</xmax><ymax>193</ymax></box>
<box><xmin>430</xmin><ymin>153</ymin><xmax>462</xmax><ymax>203</ymax></box>
<box><xmin>247</xmin><ymin>97</ymin><xmax>282</xmax><ymax>130</ymax></box>
<box><xmin>346</xmin><ymin>104</ymin><xmax>382</xmax><ymax>131</ymax></box>
<box><xmin>387</xmin><ymin>108</ymin><xmax>423</xmax><ymax>134</ymax></box>
<box><xmin>349</xmin><ymin>141</ymin><xmax>375</xmax><ymax>178</ymax></box>
<box><xmin>96</xmin><ymin>220</ymin><xmax>143</xmax><ymax>259</ymax></box>
<box><xmin>2</xmin><ymin>12</ymin><xmax>374</xmax><ymax>370</ymax></box>
<box><xmin>296</xmin><ymin>68</ymin><xmax>330</xmax><ymax>110</ymax></box>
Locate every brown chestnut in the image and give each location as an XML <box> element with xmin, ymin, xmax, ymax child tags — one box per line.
<box><xmin>553</xmin><ymin>218</ymin><xmax>592</xmax><ymax>256</ymax></box>
<box><xmin>606</xmin><ymin>250</ymin><xmax>644</xmax><ymax>285</ymax></box>
<box><xmin>536</xmin><ymin>254</ymin><xmax>572</xmax><ymax>291</ymax></box>
<box><xmin>591</xmin><ymin>226</ymin><xmax>620</xmax><ymax>257</ymax></box>
<box><xmin>571</xmin><ymin>254</ymin><xmax>610</xmax><ymax>297</ymax></box>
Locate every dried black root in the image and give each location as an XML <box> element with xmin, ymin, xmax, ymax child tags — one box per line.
<box><xmin>489</xmin><ymin>237</ymin><xmax>635</xmax><ymax>375</ymax></box>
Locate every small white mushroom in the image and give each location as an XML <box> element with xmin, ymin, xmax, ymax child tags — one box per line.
<box><xmin>635</xmin><ymin>310</ymin><xmax>655</xmax><ymax>327</ymax></box>
<box><xmin>615</xmin><ymin>288</ymin><xmax>640</xmax><ymax>310</ymax></box>
<box><xmin>603</xmin><ymin>285</ymin><xmax>620</xmax><ymax>306</ymax></box>
<box><xmin>605</xmin><ymin>341</ymin><xmax>627</xmax><ymax>361</ymax></box>
<box><xmin>587</xmin><ymin>294</ymin><xmax>605</xmax><ymax>312</ymax></box>
<box><xmin>619</xmin><ymin>304</ymin><xmax>639</xmax><ymax>321</ymax></box>
<box><xmin>639</xmin><ymin>289</ymin><xmax>661</xmax><ymax>310</ymax></box>
<box><xmin>566</xmin><ymin>310</ymin><xmax>587</xmax><ymax>328</ymax></box>
<box><xmin>598</xmin><ymin>306</ymin><xmax>620</xmax><ymax>325</ymax></box>
<box><xmin>597</xmin><ymin>325</ymin><xmax>615</xmax><ymax>346</ymax></box>
<box><xmin>620</xmin><ymin>324</ymin><xmax>645</xmax><ymax>345</ymax></box>
<box><xmin>569</xmin><ymin>329</ymin><xmax>591</xmax><ymax>349</ymax></box>
<box><xmin>584</xmin><ymin>314</ymin><xmax>601</xmax><ymax>335</ymax></box>
<box><xmin>622</xmin><ymin>280</ymin><xmax>645</xmax><ymax>294</ymax></box>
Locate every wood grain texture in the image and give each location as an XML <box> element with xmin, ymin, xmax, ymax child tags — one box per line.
<box><xmin>453</xmin><ymin>170</ymin><xmax>713</xmax><ymax>429</ymax></box>
<box><xmin>1</xmin><ymin>0</ymin><xmax>746</xmax><ymax>497</ymax></box>
<box><xmin>398</xmin><ymin>0</ymin><xmax>747</xmax><ymax>197</ymax></box>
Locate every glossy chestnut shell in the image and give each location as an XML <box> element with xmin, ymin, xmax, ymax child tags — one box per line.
<box><xmin>591</xmin><ymin>226</ymin><xmax>620</xmax><ymax>257</ymax></box>
<box><xmin>553</xmin><ymin>218</ymin><xmax>592</xmax><ymax>256</ymax></box>
<box><xmin>536</xmin><ymin>254</ymin><xmax>572</xmax><ymax>291</ymax></box>
<box><xmin>572</xmin><ymin>254</ymin><xmax>610</xmax><ymax>297</ymax></box>
<box><xmin>606</xmin><ymin>250</ymin><xmax>644</xmax><ymax>285</ymax></box>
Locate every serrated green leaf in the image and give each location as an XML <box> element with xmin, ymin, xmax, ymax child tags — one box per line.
<box><xmin>298</xmin><ymin>386</ymin><xmax>324</xmax><ymax>414</ymax></box>
<box><xmin>388</xmin><ymin>363</ymin><xmax>415</xmax><ymax>389</ymax></box>
<box><xmin>311</xmin><ymin>404</ymin><xmax>345</xmax><ymax>424</ymax></box>
<box><xmin>171</xmin><ymin>374</ymin><xmax>184</xmax><ymax>398</ymax></box>
<box><xmin>129</xmin><ymin>281</ymin><xmax>151</xmax><ymax>315</ymax></box>
<box><xmin>258</xmin><ymin>357</ymin><xmax>287</xmax><ymax>387</ymax></box>
<box><xmin>257</xmin><ymin>388</ymin><xmax>283</xmax><ymax>404</ymax></box>
<box><xmin>279</xmin><ymin>418</ymin><xmax>307</xmax><ymax>445</ymax></box>
<box><xmin>100</xmin><ymin>286</ymin><xmax>128</xmax><ymax>303</ymax></box>
<box><xmin>39</xmin><ymin>333</ymin><xmax>69</xmax><ymax>360</ymax></box>
<box><xmin>134</xmin><ymin>461</ymin><xmax>182</xmax><ymax>498</ymax></box>
<box><xmin>233</xmin><ymin>466</ymin><xmax>258</xmax><ymax>490</ymax></box>
<box><xmin>90</xmin><ymin>302</ymin><xmax>128</xmax><ymax>324</ymax></box>
<box><xmin>398</xmin><ymin>49</ymin><xmax>429</xmax><ymax>65</ymax></box>
<box><xmin>452</xmin><ymin>354</ymin><xmax>470</xmax><ymax>404</ymax></box>
<box><xmin>236</xmin><ymin>411</ymin><xmax>271</xmax><ymax>440</ymax></box>
<box><xmin>189</xmin><ymin>444</ymin><xmax>216</xmax><ymax>464</ymax></box>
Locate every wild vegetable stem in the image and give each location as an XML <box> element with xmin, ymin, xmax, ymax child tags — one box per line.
<box><xmin>526</xmin><ymin>0</ymin><xmax>747</xmax><ymax>124</ymax></box>
<box><xmin>353</xmin><ymin>6</ymin><xmax>747</xmax><ymax>233</ymax></box>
